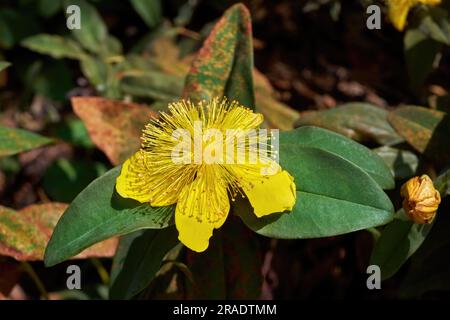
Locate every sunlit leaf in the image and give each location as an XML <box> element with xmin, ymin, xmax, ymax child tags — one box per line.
<box><xmin>130</xmin><ymin>0</ymin><xmax>162</xmax><ymax>28</ymax></box>
<box><xmin>22</xmin><ymin>34</ymin><xmax>86</xmax><ymax>60</ymax></box>
<box><xmin>0</xmin><ymin>125</ymin><xmax>52</xmax><ymax>157</ymax></box>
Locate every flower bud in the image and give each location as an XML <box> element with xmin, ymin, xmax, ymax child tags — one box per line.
<box><xmin>401</xmin><ymin>175</ymin><xmax>441</xmax><ymax>224</ymax></box>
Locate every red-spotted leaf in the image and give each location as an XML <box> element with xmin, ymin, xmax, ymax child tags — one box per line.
<box><xmin>71</xmin><ymin>97</ymin><xmax>157</xmax><ymax>165</ymax></box>
<box><xmin>183</xmin><ymin>3</ymin><xmax>255</xmax><ymax>108</ymax></box>
<box><xmin>388</xmin><ymin>106</ymin><xmax>450</xmax><ymax>164</ymax></box>
<box><xmin>0</xmin><ymin>203</ymin><xmax>118</xmax><ymax>261</ymax></box>
<box><xmin>0</xmin><ymin>125</ymin><xmax>52</xmax><ymax>157</ymax></box>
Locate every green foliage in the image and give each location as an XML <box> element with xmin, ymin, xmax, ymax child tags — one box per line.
<box><xmin>0</xmin><ymin>125</ymin><xmax>52</xmax><ymax>157</ymax></box>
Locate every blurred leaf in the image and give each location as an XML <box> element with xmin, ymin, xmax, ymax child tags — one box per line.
<box><xmin>0</xmin><ymin>203</ymin><xmax>118</xmax><ymax>261</ymax></box>
<box><xmin>183</xmin><ymin>3</ymin><xmax>255</xmax><ymax>108</ymax></box>
<box><xmin>33</xmin><ymin>60</ymin><xmax>74</xmax><ymax>101</ymax></box>
<box><xmin>0</xmin><ymin>126</ymin><xmax>52</xmax><ymax>157</ymax></box>
<box><xmin>120</xmin><ymin>71</ymin><xmax>183</xmax><ymax>102</ymax></box>
<box><xmin>44</xmin><ymin>167</ymin><xmax>174</xmax><ymax>267</ymax></box>
<box><xmin>237</xmin><ymin>146</ymin><xmax>394</xmax><ymax>239</ymax></box>
<box><xmin>130</xmin><ymin>0</ymin><xmax>162</xmax><ymax>28</ymax></box>
<box><xmin>295</xmin><ymin>103</ymin><xmax>403</xmax><ymax>146</ymax></box>
<box><xmin>254</xmin><ymin>70</ymin><xmax>300</xmax><ymax>130</ymax></box>
<box><xmin>281</xmin><ymin>126</ymin><xmax>395</xmax><ymax>189</ymax></box>
<box><xmin>63</xmin><ymin>0</ymin><xmax>107</xmax><ymax>54</ymax></box>
<box><xmin>417</xmin><ymin>6</ymin><xmax>450</xmax><ymax>45</ymax></box>
<box><xmin>109</xmin><ymin>227</ymin><xmax>179</xmax><ymax>299</ymax></box>
<box><xmin>37</xmin><ymin>0</ymin><xmax>62</xmax><ymax>18</ymax></box>
<box><xmin>370</xmin><ymin>212</ymin><xmax>434</xmax><ymax>281</ymax></box>
<box><xmin>43</xmin><ymin>159</ymin><xmax>107</xmax><ymax>202</ymax></box>
<box><xmin>435</xmin><ymin>168</ymin><xmax>450</xmax><ymax>196</ymax></box>
<box><xmin>53</xmin><ymin>118</ymin><xmax>94</xmax><ymax>148</ymax></box>
<box><xmin>0</xmin><ymin>9</ymin><xmax>41</xmax><ymax>48</ymax></box>
<box><xmin>388</xmin><ymin>106</ymin><xmax>450</xmax><ymax>164</ymax></box>
<box><xmin>404</xmin><ymin>28</ymin><xmax>441</xmax><ymax>90</ymax></box>
<box><xmin>22</xmin><ymin>34</ymin><xmax>86</xmax><ymax>60</ymax></box>
<box><xmin>71</xmin><ymin>97</ymin><xmax>157</xmax><ymax>165</ymax></box>
<box><xmin>80</xmin><ymin>55</ymin><xmax>107</xmax><ymax>89</ymax></box>
<box><xmin>0</xmin><ymin>61</ymin><xmax>11</xmax><ymax>73</ymax></box>
<box><xmin>373</xmin><ymin>146</ymin><xmax>419</xmax><ymax>179</ymax></box>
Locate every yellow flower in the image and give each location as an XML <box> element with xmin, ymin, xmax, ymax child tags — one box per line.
<box><xmin>387</xmin><ymin>0</ymin><xmax>441</xmax><ymax>31</ymax></box>
<box><xmin>116</xmin><ymin>98</ymin><xmax>296</xmax><ymax>252</ymax></box>
<box><xmin>400</xmin><ymin>174</ymin><xmax>441</xmax><ymax>224</ymax></box>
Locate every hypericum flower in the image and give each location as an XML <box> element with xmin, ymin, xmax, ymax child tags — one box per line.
<box><xmin>387</xmin><ymin>0</ymin><xmax>441</xmax><ymax>31</ymax></box>
<box><xmin>116</xmin><ymin>98</ymin><xmax>296</xmax><ymax>252</ymax></box>
<box><xmin>400</xmin><ymin>174</ymin><xmax>441</xmax><ymax>224</ymax></box>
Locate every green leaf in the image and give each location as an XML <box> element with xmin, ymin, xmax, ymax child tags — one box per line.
<box><xmin>120</xmin><ymin>72</ymin><xmax>183</xmax><ymax>102</ymax></box>
<box><xmin>236</xmin><ymin>147</ymin><xmax>394</xmax><ymax>239</ymax></box>
<box><xmin>52</xmin><ymin>118</ymin><xmax>94</xmax><ymax>148</ymax></box>
<box><xmin>370</xmin><ymin>212</ymin><xmax>434</xmax><ymax>281</ymax></box>
<box><xmin>22</xmin><ymin>34</ymin><xmax>86</xmax><ymax>60</ymax></box>
<box><xmin>417</xmin><ymin>7</ymin><xmax>450</xmax><ymax>45</ymax></box>
<box><xmin>44</xmin><ymin>167</ymin><xmax>175</xmax><ymax>267</ymax></box>
<box><xmin>435</xmin><ymin>168</ymin><xmax>450</xmax><ymax>196</ymax></box>
<box><xmin>37</xmin><ymin>0</ymin><xmax>62</xmax><ymax>18</ymax></box>
<box><xmin>0</xmin><ymin>61</ymin><xmax>11</xmax><ymax>73</ymax></box>
<box><xmin>109</xmin><ymin>227</ymin><xmax>179</xmax><ymax>299</ymax></box>
<box><xmin>80</xmin><ymin>55</ymin><xmax>107</xmax><ymax>89</ymax></box>
<box><xmin>388</xmin><ymin>106</ymin><xmax>450</xmax><ymax>164</ymax></box>
<box><xmin>130</xmin><ymin>0</ymin><xmax>162</xmax><ymax>28</ymax></box>
<box><xmin>0</xmin><ymin>126</ymin><xmax>52</xmax><ymax>157</ymax></box>
<box><xmin>280</xmin><ymin>126</ymin><xmax>394</xmax><ymax>189</ymax></box>
<box><xmin>183</xmin><ymin>3</ymin><xmax>255</xmax><ymax>108</ymax></box>
<box><xmin>295</xmin><ymin>103</ymin><xmax>403</xmax><ymax>146</ymax></box>
<box><xmin>373</xmin><ymin>146</ymin><xmax>419</xmax><ymax>180</ymax></box>
<box><xmin>63</xmin><ymin>0</ymin><xmax>107</xmax><ymax>54</ymax></box>
<box><xmin>404</xmin><ymin>28</ymin><xmax>441</xmax><ymax>90</ymax></box>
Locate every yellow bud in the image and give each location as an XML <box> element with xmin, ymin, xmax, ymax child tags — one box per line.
<box><xmin>400</xmin><ymin>174</ymin><xmax>441</xmax><ymax>224</ymax></box>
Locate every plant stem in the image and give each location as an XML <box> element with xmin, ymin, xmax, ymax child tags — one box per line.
<box><xmin>90</xmin><ymin>258</ymin><xmax>109</xmax><ymax>285</ymax></box>
<box><xmin>21</xmin><ymin>261</ymin><xmax>48</xmax><ymax>300</ymax></box>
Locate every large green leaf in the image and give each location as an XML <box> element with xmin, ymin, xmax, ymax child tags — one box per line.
<box><xmin>237</xmin><ymin>146</ymin><xmax>394</xmax><ymax>238</ymax></box>
<box><xmin>22</xmin><ymin>34</ymin><xmax>86</xmax><ymax>60</ymax></box>
<box><xmin>0</xmin><ymin>125</ymin><xmax>52</xmax><ymax>157</ymax></box>
<box><xmin>109</xmin><ymin>227</ymin><xmax>179</xmax><ymax>299</ymax></box>
<box><xmin>130</xmin><ymin>0</ymin><xmax>162</xmax><ymax>28</ymax></box>
<box><xmin>183</xmin><ymin>3</ymin><xmax>255</xmax><ymax>108</ymax></box>
<box><xmin>295</xmin><ymin>103</ymin><xmax>403</xmax><ymax>146</ymax></box>
<box><xmin>44</xmin><ymin>167</ymin><xmax>175</xmax><ymax>267</ymax></box>
<box><xmin>370</xmin><ymin>213</ymin><xmax>434</xmax><ymax>281</ymax></box>
<box><xmin>280</xmin><ymin>126</ymin><xmax>394</xmax><ymax>189</ymax></box>
<box><xmin>63</xmin><ymin>0</ymin><xmax>107</xmax><ymax>54</ymax></box>
<box><xmin>388</xmin><ymin>106</ymin><xmax>450</xmax><ymax>164</ymax></box>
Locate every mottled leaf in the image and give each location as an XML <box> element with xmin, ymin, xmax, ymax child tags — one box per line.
<box><xmin>72</xmin><ymin>97</ymin><xmax>157</xmax><ymax>165</ymax></box>
<box><xmin>0</xmin><ymin>203</ymin><xmax>118</xmax><ymax>261</ymax></box>
<box><xmin>295</xmin><ymin>103</ymin><xmax>403</xmax><ymax>145</ymax></box>
<box><xmin>0</xmin><ymin>125</ymin><xmax>52</xmax><ymax>157</ymax></box>
<box><xmin>388</xmin><ymin>106</ymin><xmax>450</xmax><ymax>164</ymax></box>
<box><xmin>183</xmin><ymin>3</ymin><xmax>255</xmax><ymax>108</ymax></box>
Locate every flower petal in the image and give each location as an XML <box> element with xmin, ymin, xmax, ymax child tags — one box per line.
<box><xmin>233</xmin><ymin>162</ymin><xmax>297</xmax><ymax>217</ymax></box>
<box><xmin>116</xmin><ymin>150</ymin><xmax>194</xmax><ymax>206</ymax></box>
<box><xmin>175</xmin><ymin>167</ymin><xmax>230</xmax><ymax>252</ymax></box>
<box><xmin>388</xmin><ymin>0</ymin><xmax>416</xmax><ymax>31</ymax></box>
